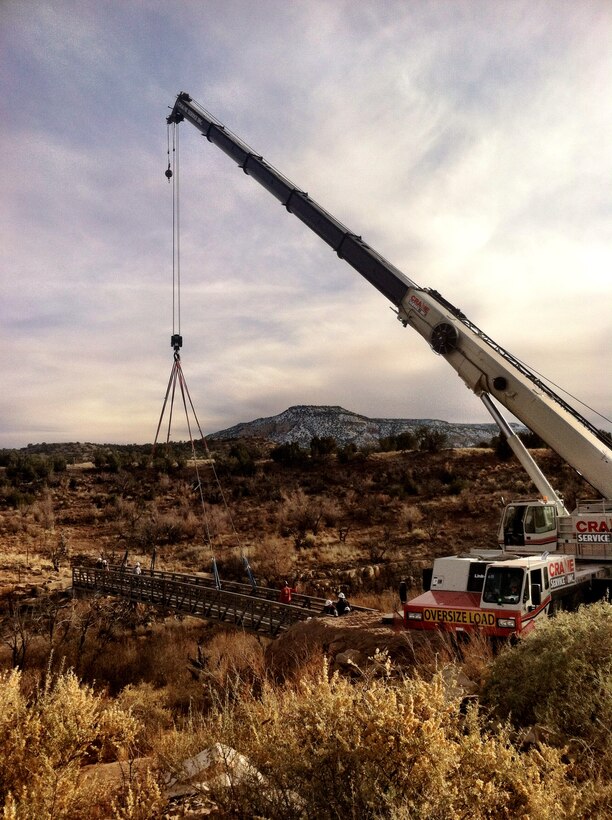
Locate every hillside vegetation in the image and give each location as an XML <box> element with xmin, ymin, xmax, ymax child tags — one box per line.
<box><xmin>0</xmin><ymin>439</ymin><xmax>610</xmax><ymax>817</ymax></box>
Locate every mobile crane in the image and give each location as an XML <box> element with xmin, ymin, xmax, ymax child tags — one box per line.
<box><xmin>166</xmin><ymin>92</ymin><xmax>612</xmax><ymax>637</ymax></box>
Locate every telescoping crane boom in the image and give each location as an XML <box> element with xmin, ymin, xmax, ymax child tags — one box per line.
<box><xmin>166</xmin><ymin>92</ymin><xmax>612</xmax><ymax>507</ymax></box>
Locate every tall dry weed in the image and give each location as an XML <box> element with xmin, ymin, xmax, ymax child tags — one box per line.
<box><xmin>110</xmin><ymin>768</ymin><xmax>165</xmax><ymax>820</ymax></box>
<box><xmin>0</xmin><ymin>666</ymin><xmax>144</xmax><ymax>819</ymax></box>
<box><xmin>114</xmin><ymin>682</ymin><xmax>174</xmax><ymax>752</ymax></box>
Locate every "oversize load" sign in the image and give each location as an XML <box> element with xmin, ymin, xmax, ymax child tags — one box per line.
<box><xmin>422</xmin><ymin>608</ymin><xmax>496</xmax><ymax>626</ymax></box>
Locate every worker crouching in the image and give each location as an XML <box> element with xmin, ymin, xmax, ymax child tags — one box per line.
<box><xmin>336</xmin><ymin>592</ymin><xmax>351</xmax><ymax>615</ymax></box>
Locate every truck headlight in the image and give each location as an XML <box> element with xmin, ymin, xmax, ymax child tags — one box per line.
<box><xmin>497</xmin><ymin>618</ymin><xmax>516</xmax><ymax>629</ymax></box>
<box><xmin>407</xmin><ymin>611</ymin><xmax>423</xmax><ymax>620</ymax></box>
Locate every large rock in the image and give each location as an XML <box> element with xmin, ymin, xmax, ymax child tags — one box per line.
<box><xmin>166</xmin><ymin>743</ymin><xmax>263</xmax><ymax>794</ymax></box>
<box><xmin>265</xmin><ymin>611</ymin><xmax>449</xmax><ymax>680</ymax></box>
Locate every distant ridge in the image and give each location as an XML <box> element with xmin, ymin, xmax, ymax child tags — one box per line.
<box><xmin>211</xmin><ymin>404</ymin><xmax>512</xmax><ymax>449</ymax></box>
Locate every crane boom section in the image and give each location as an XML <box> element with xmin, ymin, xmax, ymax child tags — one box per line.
<box><xmin>167</xmin><ymin>93</ymin><xmax>612</xmax><ymax>499</ymax></box>
<box><xmin>396</xmin><ymin>290</ymin><xmax>612</xmax><ymax>498</ymax></box>
<box><xmin>168</xmin><ymin>94</ymin><xmax>415</xmax><ymax>305</ymax></box>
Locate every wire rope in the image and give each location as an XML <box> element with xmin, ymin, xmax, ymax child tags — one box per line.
<box><xmin>175</xmin><ymin>124</ymin><xmax>181</xmax><ymax>338</ymax></box>
<box><xmin>154</xmin><ymin>120</ymin><xmax>251</xmax><ymax>587</ymax></box>
<box><xmin>509</xmin><ymin>354</ymin><xmax>611</xmax><ymax>429</ymax></box>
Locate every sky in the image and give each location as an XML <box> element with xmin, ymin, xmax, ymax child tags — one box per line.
<box><xmin>1</xmin><ymin>0</ymin><xmax>611</xmax><ymax>449</ymax></box>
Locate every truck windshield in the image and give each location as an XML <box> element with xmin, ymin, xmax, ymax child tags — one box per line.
<box><xmin>482</xmin><ymin>568</ymin><xmax>524</xmax><ymax>605</ymax></box>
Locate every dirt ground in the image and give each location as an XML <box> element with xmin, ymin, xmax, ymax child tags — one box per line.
<box><xmin>0</xmin><ymin>445</ymin><xmax>587</xmax><ymax>609</ymax></box>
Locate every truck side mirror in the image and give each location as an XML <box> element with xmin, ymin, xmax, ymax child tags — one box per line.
<box><xmin>531</xmin><ymin>583</ymin><xmax>541</xmax><ymax>606</ymax></box>
<box><xmin>422</xmin><ymin>568</ymin><xmax>433</xmax><ymax>592</ymax></box>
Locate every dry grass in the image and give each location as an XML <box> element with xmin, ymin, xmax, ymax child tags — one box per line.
<box><xmin>1</xmin><ymin>446</ymin><xmax>584</xmax><ymax>595</ymax></box>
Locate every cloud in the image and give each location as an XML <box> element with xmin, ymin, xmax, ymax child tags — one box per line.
<box><xmin>0</xmin><ymin>0</ymin><xmax>610</xmax><ymax>449</ymax></box>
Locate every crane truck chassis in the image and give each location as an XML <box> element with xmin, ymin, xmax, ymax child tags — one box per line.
<box><xmin>166</xmin><ymin>92</ymin><xmax>612</xmax><ymax>639</ymax></box>
<box><xmin>404</xmin><ymin>550</ymin><xmax>610</xmax><ymax>639</ymax></box>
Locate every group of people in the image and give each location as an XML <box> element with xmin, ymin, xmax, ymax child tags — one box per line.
<box><xmin>322</xmin><ymin>592</ymin><xmax>351</xmax><ymax>617</ymax></box>
<box><xmin>278</xmin><ymin>581</ymin><xmax>352</xmax><ymax>617</ymax></box>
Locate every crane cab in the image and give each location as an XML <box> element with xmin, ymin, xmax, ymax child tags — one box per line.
<box><xmin>498</xmin><ymin>501</ymin><xmax>558</xmax><ymax>552</ymax></box>
<box><xmin>499</xmin><ymin>498</ymin><xmax>612</xmax><ymax>560</ymax></box>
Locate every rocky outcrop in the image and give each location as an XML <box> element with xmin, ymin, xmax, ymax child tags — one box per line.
<box><xmin>211</xmin><ymin>404</ymin><xmax>514</xmax><ymax>449</ymax></box>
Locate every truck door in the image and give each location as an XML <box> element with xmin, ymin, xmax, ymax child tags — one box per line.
<box><xmin>527</xmin><ymin>567</ymin><xmax>544</xmax><ymax>609</ymax></box>
<box><xmin>502</xmin><ymin>505</ymin><xmax>528</xmax><ymax>546</ymax></box>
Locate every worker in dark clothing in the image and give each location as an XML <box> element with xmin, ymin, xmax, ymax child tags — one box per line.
<box><xmin>322</xmin><ymin>599</ymin><xmax>338</xmax><ymax>616</ymax></box>
<box><xmin>336</xmin><ymin>592</ymin><xmax>351</xmax><ymax>615</ymax></box>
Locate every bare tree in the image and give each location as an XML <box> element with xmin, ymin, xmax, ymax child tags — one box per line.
<box><xmin>1</xmin><ymin>596</ymin><xmax>36</xmax><ymax>668</ymax></box>
<box><xmin>47</xmin><ymin>531</ymin><xmax>70</xmax><ymax>571</ymax></box>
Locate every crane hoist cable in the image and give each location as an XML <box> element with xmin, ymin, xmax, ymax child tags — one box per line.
<box><xmin>166</xmin><ymin>121</ymin><xmax>181</xmax><ymax>348</ymax></box>
<box><xmin>154</xmin><ymin>121</ymin><xmax>255</xmax><ymax>590</ymax></box>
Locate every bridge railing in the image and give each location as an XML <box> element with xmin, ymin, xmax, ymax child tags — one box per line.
<box><xmin>71</xmin><ymin>566</ymin><xmax>372</xmax><ymax>636</ymax></box>
<box><xmin>76</xmin><ymin>565</ymin><xmax>373</xmax><ymax>612</ymax></box>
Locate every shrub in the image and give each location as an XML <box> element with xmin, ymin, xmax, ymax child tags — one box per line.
<box><xmin>300</xmin><ymin>531</ymin><xmax>317</xmax><ymax>550</ymax></box>
<box><xmin>217</xmin><ymin>443</ymin><xmax>256</xmax><ymax>476</ymax></box>
<box><xmin>481</xmin><ymin>602</ymin><xmax>612</xmax><ymax>775</ymax></box>
<box><xmin>114</xmin><ymin>682</ymin><xmax>173</xmax><ymax>752</ymax></box>
<box><xmin>378</xmin><ymin>431</ymin><xmax>416</xmax><ymax>452</ymax></box>
<box><xmin>0</xmin><ymin>666</ymin><xmax>142</xmax><ymax>818</ymax></box>
<box><xmin>270</xmin><ymin>442</ymin><xmax>308</xmax><ymax>467</ymax></box>
<box><xmin>337</xmin><ymin>442</ymin><xmax>364</xmax><ymax>463</ymax></box>
<box><xmin>251</xmin><ymin>537</ymin><xmax>296</xmax><ymax>582</ymax></box>
<box><xmin>277</xmin><ymin>490</ymin><xmax>322</xmax><ymax>537</ymax></box>
<box><xmin>158</xmin><ymin>659</ymin><xmax>580</xmax><ymax>819</ymax></box>
<box><xmin>310</xmin><ymin>435</ymin><xmax>337</xmax><ymax>457</ymax></box>
<box><xmin>417</xmin><ymin>428</ymin><xmax>448</xmax><ymax>453</ymax></box>
<box><xmin>110</xmin><ymin>769</ymin><xmax>165</xmax><ymax>820</ymax></box>
<box><xmin>399</xmin><ymin>506</ymin><xmax>423</xmax><ymax>532</ymax></box>
<box><xmin>491</xmin><ymin>433</ymin><xmax>513</xmax><ymax>462</ymax></box>
<box><xmin>5</xmin><ymin>454</ymin><xmax>54</xmax><ymax>484</ymax></box>
<box><xmin>197</xmin><ymin>630</ymin><xmax>266</xmax><ymax>699</ymax></box>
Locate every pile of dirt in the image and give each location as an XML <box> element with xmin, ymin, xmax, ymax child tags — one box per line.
<box><xmin>265</xmin><ymin>611</ymin><xmax>450</xmax><ymax>679</ymax></box>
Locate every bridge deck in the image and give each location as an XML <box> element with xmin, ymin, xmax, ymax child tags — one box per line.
<box><xmin>71</xmin><ymin>566</ymin><xmax>373</xmax><ymax>637</ymax></box>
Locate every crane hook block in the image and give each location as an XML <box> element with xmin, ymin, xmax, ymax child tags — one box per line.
<box><xmin>165</xmin><ymin>165</ymin><xmax>173</xmax><ymax>181</ymax></box>
<box><xmin>171</xmin><ymin>334</ymin><xmax>183</xmax><ymax>351</ymax></box>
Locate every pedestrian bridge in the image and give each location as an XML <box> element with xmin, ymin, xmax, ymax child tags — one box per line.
<box><xmin>71</xmin><ymin>566</ymin><xmax>373</xmax><ymax>637</ymax></box>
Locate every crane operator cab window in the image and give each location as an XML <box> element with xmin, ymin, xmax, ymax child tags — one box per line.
<box><xmin>524</xmin><ymin>505</ymin><xmax>556</xmax><ymax>535</ymax></box>
<box><xmin>482</xmin><ymin>567</ymin><xmax>524</xmax><ymax>605</ymax></box>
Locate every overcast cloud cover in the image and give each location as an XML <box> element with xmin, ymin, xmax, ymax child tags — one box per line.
<box><xmin>1</xmin><ymin>0</ymin><xmax>610</xmax><ymax>448</ymax></box>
